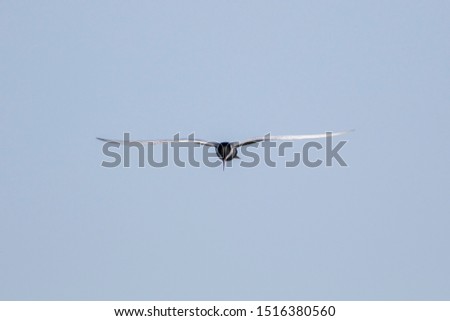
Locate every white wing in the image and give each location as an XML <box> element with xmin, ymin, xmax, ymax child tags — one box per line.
<box><xmin>236</xmin><ymin>130</ymin><xmax>354</xmax><ymax>147</ymax></box>
<box><xmin>97</xmin><ymin>137</ymin><xmax>217</xmax><ymax>147</ymax></box>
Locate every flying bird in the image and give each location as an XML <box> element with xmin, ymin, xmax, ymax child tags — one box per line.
<box><xmin>97</xmin><ymin>130</ymin><xmax>352</xmax><ymax>170</ymax></box>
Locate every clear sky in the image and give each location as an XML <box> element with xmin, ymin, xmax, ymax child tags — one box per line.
<box><xmin>1</xmin><ymin>1</ymin><xmax>449</xmax><ymax>300</ymax></box>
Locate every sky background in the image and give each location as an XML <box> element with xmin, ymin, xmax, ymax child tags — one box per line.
<box><xmin>1</xmin><ymin>0</ymin><xmax>449</xmax><ymax>300</ymax></box>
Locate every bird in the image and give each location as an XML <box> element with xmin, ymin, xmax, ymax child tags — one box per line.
<box><xmin>97</xmin><ymin>130</ymin><xmax>353</xmax><ymax>170</ymax></box>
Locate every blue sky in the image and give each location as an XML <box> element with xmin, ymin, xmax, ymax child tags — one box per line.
<box><xmin>1</xmin><ymin>1</ymin><xmax>449</xmax><ymax>299</ymax></box>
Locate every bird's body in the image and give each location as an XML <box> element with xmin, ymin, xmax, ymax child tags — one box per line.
<box><xmin>97</xmin><ymin>130</ymin><xmax>353</xmax><ymax>170</ymax></box>
<box><xmin>215</xmin><ymin>142</ymin><xmax>239</xmax><ymax>170</ymax></box>
<box><xmin>216</xmin><ymin>142</ymin><xmax>238</xmax><ymax>161</ymax></box>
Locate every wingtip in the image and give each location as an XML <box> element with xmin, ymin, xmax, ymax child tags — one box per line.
<box><xmin>335</xmin><ymin>129</ymin><xmax>355</xmax><ymax>136</ymax></box>
<box><xmin>96</xmin><ymin>137</ymin><xmax>121</xmax><ymax>145</ymax></box>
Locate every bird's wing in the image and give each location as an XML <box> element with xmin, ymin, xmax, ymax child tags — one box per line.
<box><xmin>97</xmin><ymin>137</ymin><xmax>217</xmax><ymax>147</ymax></box>
<box><xmin>235</xmin><ymin>130</ymin><xmax>354</xmax><ymax>147</ymax></box>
